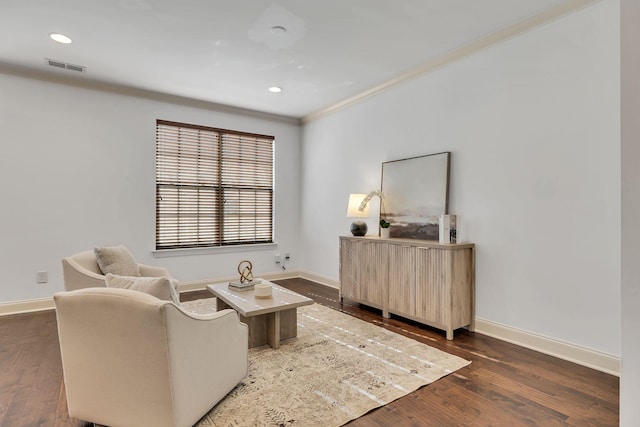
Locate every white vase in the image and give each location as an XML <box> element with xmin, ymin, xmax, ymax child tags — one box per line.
<box><xmin>380</xmin><ymin>228</ymin><xmax>391</xmax><ymax>239</ymax></box>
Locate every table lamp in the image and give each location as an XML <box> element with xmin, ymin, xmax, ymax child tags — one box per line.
<box><xmin>347</xmin><ymin>193</ymin><xmax>369</xmax><ymax>236</ymax></box>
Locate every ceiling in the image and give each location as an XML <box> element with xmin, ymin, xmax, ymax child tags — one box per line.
<box><xmin>0</xmin><ymin>0</ymin><xmax>594</xmax><ymax>119</ymax></box>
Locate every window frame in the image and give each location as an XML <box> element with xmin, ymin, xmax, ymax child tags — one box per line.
<box><xmin>155</xmin><ymin>119</ymin><xmax>274</xmax><ymax>250</ymax></box>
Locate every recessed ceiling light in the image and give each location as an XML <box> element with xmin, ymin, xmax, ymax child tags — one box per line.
<box><xmin>268</xmin><ymin>86</ymin><xmax>282</xmax><ymax>93</ymax></box>
<box><xmin>271</xmin><ymin>26</ymin><xmax>287</xmax><ymax>35</ymax></box>
<box><xmin>50</xmin><ymin>33</ymin><xmax>72</xmax><ymax>44</ymax></box>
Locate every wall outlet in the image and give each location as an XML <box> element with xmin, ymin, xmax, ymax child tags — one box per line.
<box><xmin>36</xmin><ymin>271</ymin><xmax>48</xmax><ymax>284</ymax></box>
<box><xmin>284</xmin><ymin>253</ymin><xmax>291</xmax><ymax>260</ymax></box>
<box><xmin>274</xmin><ymin>254</ymin><xmax>282</xmax><ymax>264</ymax></box>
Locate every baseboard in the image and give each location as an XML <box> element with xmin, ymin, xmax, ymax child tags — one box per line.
<box><xmin>475</xmin><ymin>318</ymin><xmax>620</xmax><ymax>377</ymax></box>
<box><xmin>298</xmin><ymin>270</ymin><xmax>339</xmax><ymax>289</ymax></box>
<box><xmin>0</xmin><ymin>271</ymin><xmax>303</xmax><ymax>315</ymax></box>
<box><xmin>0</xmin><ymin>297</ymin><xmax>55</xmax><ymax>316</ymax></box>
<box><xmin>177</xmin><ymin>270</ymin><xmax>303</xmax><ymax>293</ymax></box>
<box><xmin>0</xmin><ymin>277</ymin><xmax>622</xmax><ymax>377</ymax></box>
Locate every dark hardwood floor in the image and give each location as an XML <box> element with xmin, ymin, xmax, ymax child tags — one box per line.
<box><xmin>0</xmin><ymin>278</ymin><xmax>618</xmax><ymax>426</ymax></box>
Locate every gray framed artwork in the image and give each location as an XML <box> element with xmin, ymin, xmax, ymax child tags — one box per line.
<box><xmin>381</xmin><ymin>152</ymin><xmax>451</xmax><ymax>240</ymax></box>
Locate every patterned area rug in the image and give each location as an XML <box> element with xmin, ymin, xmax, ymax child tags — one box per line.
<box><xmin>182</xmin><ymin>299</ymin><xmax>470</xmax><ymax>427</ymax></box>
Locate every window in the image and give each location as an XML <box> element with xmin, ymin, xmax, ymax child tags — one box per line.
<box><xmin>155</xmin><ymin>120</ymin><xmax>274</xmax><ymax>250</ymax></box>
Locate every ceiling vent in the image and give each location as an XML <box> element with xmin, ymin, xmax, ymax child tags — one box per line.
<box><xmin>45</xmin><ymin>58</ymin><xmax>86</xmax><ymax>73</ymax></box>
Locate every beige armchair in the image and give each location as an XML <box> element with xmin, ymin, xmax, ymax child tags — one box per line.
<box><xmin>54</xmin><ymin>287</ymin><xmax>248</xmax><ymax>427</ymax></box>
<box><xmin>62</xmin><ymin>249</ymin><xmax>172</xmax><ymax>291</ymax></box>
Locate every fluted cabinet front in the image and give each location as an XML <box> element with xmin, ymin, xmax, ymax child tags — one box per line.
<box><xmin>339</xmin><ymin>238</ymin><xmax>387</xmax><ymax>312</ymax></box>
<box><xmin>388</xmin><ymin>244</ymin><xmax>416</xmax><ymax>318</ymax></box>
<box><xmin>339</xmin><ymin>238</ymin><xmax>360</xmax><ymax>302</ymax></box>
<box><xmin>339</xmin><ymin>236</ymin><xmax>475</xmax><ymax>340</ymax></box>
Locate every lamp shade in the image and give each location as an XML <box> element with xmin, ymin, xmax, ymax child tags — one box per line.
<box><xmin>347</xmin><ymin>194</ymin><xmax>370</xmax><ymax>218</ymax></box>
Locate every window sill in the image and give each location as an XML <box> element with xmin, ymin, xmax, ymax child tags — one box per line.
<box><xmin>152</xmin><ymin>243</ymin><xmax>278</xmax><ymax>258</ymax></box>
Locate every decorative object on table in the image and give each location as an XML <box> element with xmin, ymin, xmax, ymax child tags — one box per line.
<box><xmin>381</xmin><ymin>152</ymin><xmax>451</xmax><ymax>240</ymax></box>
<box><xmin>380</xmin><ymin>219</ymin><xmax>391</xmax><ymax>239</ymax></box>
<box><xmin>358</xmin><ymin>190</ymin><xmax>384</xmax><ymax>212</ymax></box>
<box><xmin>439</xmin><ymin>214</ymin><xmax>457</xmax><ymax>244</ymax></box>
<box><xmin>229</xmin><ymin>260</ymin><xmax>260</xmax><ymax>291</ymax></box>
<box><xmin>254</xmin><ymin>282</ymin><xmax>273</xmax><ymax>298</ymax></box>
<box><xmin>238</xmin><ymin>260</ymin><xmax>254</xmax><ymax>283</ymax></box>
<box><xmin>228</xmin><ymin>282</ymin><xmax>257</xmax><ymax>291</ymax></box>
<box><xmin>359</xmin><ymin>190</ymin><xmax>391</xmax><ymax>238</ymax></box>
<box><xmin>346</xmin><ymin>193</ymin><xmax>369</xmax><ymax>236</ymax></box>
<box><xmin>190</xmin><ymin>302</ymin><xmax>470</xmax><ymax>427</ymax></box>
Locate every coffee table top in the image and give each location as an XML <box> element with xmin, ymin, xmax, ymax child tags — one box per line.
<box><xmin>206</xmin><ymin>280</ymin><xmax>313</xmax><ymax>317</ymax></box>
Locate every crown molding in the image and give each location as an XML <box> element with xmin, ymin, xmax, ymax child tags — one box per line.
<box><xmin>302</xmin><ymin>0</ymin><xmax>602</xmax><ymax>124</ymax></box>
<box><xmin>0</xmin><ymin>62</ymin><xmax>301</xmax><ymax>126</ymax></box>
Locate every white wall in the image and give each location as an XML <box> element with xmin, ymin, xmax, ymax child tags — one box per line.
<box><xmin>300</xmin><ymin>1</ymin><xmax>620</xmax><ymax>357</ymax></box>
<box><xmin>0</xmin><ymin>0</ymin><xmax>623</xmax><ymax>370</ymax></box>
<box><xmin>621</xmin><ymin>0</ymin><xmax>640</xmax><ymax>423</ymax></box>
<box><xmin>0</xmin><ymin>73</ymin><xmax>301</xmax><ymax>302</ymax></box>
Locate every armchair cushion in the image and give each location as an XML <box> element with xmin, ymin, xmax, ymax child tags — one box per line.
<box><xmin>94</xmin><ymin>245</ymin><xmax>141</xmax><ymax>276</ymax></box>
<box><xmin>63</xmin><ymin>247</ymin><xmax>175</xmax><ymax>292</ymax></box>
<box><xmin>105</xmin><ymin>273</ymin><xmax>180</xmax><ymax>305</ymax></box>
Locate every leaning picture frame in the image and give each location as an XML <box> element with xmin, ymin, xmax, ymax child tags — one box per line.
<box><xmin>381</xmin><ymin>152</ymin><xmax>451</xmax><ymax>240</ymax></box>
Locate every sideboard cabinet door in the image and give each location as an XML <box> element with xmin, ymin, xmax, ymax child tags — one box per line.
<box><xmin>339</xmin><ymin>238</ymin><xmax>360</xmax><ymax>301</ymax></box>
<box><xmin>388</xmin><ymin>244</ymin><xmax>416</xmax><ymax>318</ymax></box>
<box><xmin>415</xmin><ymin>246</ymin><xmax>474</xmax><ymax>340</ymax></box>
<box><xmin>358</xmin><ymin>240</ymin><xmax>388</xmax><ymax>311</ymax></box>
<box><xmin>415</xmin><ymin>247</ymin><xmax>449</xmax><ymax>328</ymax></box>
<box><xmin>339</xmin><ymin>238</ymin><xmax>387</xmax><ymax>312</ymax></box>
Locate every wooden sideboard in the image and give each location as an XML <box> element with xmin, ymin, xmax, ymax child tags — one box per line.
<box><xmin>339</xmin><ymin>236</ymin><xmax>475</xmax><ymax>340</ymax></box>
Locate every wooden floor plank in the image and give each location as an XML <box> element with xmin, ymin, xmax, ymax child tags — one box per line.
<box><xmin>0</xmin><ymin>278</ymin><xmax>619</xmax><ymax>426</ymax></box>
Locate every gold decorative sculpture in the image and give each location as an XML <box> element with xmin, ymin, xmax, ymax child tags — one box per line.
<box><xmin>228</xmin><ymin>260</ymin><xmax>259</xmax><ymax>291</ymax></box>
<box><xmin>237</xmin><ymin>260</ymin><xmax>254</xmax><ymax>284</ymax></box>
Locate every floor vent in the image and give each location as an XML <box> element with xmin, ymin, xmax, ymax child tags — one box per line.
<box><xmin>45</xmin><ymin>58</ymin><xmax>86</xmax><ymax>73</ymax></box>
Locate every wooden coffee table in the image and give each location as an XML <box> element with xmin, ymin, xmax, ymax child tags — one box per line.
<box><xmin>206</xmin><ymin>280</ymin><xmax>313</xmax><ymax>349</ymax></box>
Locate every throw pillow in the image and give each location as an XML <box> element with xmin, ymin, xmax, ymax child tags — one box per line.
<box><xmin>94</xmin><ymin>245</ymin><xmax>141</xmax><ymax>277</ymax></box>
<box><xmin>105</xmin><ymin>273</ymin><xmax>180</xmax><ymax>305</ymax></box>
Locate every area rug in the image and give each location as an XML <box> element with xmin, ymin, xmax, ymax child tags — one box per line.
<box><xmin>181</xmin><ymin>299</ymin><xmax>470</xmax><ymax>427</ymax></box>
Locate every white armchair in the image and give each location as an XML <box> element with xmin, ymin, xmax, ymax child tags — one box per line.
<box><xmin>62</xmin><ymin>249</ymin><xmax>172</xmax><ymax>291</ymax></box>
<box><xmin>54</xmin><ymin>287</ymin><xmax>248</xmax><ymax>427</ymax></box>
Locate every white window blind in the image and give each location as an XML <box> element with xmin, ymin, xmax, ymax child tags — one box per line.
<box><xmin>156</xmin><ymin>120</ymin><xmax>274</xmax><ymax>249</ymax></box>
